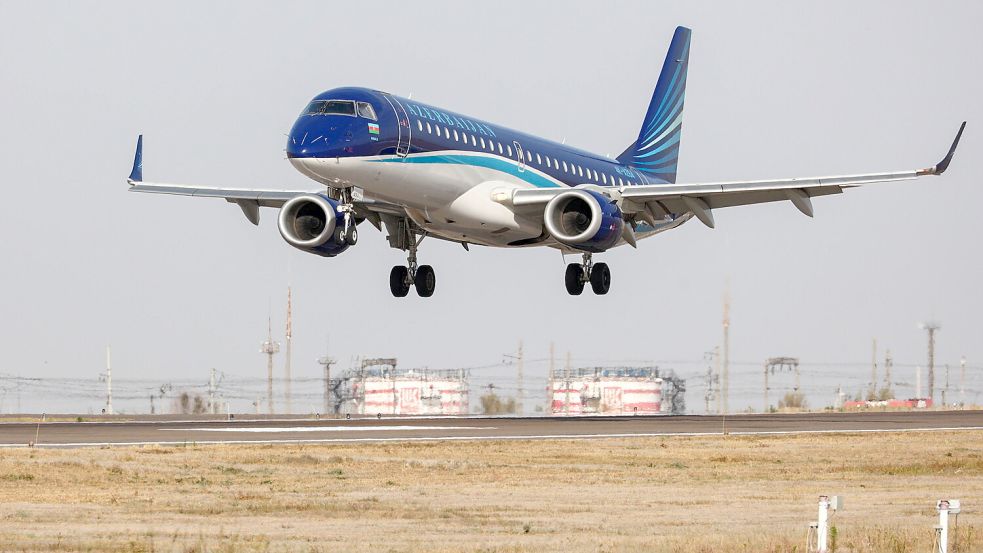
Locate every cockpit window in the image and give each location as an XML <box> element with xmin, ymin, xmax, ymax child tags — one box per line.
<box><xmin>304</xmin><ymin>100</ymin><xmax>356</xmax><ymax>116</ymax></box>
<box><xmin>356</xmin><ymin>102</ymin><xmax>377</xmax><ymax>120</ymax></box>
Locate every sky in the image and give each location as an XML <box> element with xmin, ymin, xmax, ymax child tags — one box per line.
<box><xmin>0</xmin><ymin>1</ymin><xmax>980</xmax><ymax>413</ymax></box>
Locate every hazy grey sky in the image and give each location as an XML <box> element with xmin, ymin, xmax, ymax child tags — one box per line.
<box><xmin>1</xmin><ymin>1</ymin><xmax>980</xmax><ymax>411</ymax></box>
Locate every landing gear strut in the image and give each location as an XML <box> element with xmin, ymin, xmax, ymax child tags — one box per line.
<box><xmin>389</xmin><ymin>226</ymin><xmax>436</xmax><ymax>298</ymax></box>
<box><xmin>564</xmin><ymin>253</ymin><xmax>610</xmax><ymax>296</ymax></box>
<box><xmin>336</xmin><ymin>188</ymin><xmax>358</xmax><ymax>246</ymax></box>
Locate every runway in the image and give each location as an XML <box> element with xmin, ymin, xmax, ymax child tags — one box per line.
<box><xmin>1</xmin><ymin>410</ymin><xmax>981</xmax><ymax>448</ymax></box>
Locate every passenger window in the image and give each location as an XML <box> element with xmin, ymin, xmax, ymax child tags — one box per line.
<box><xmin>618</xmin><ymin>177</ymin><xmax>624</xmax><ymax>187</ymax></box>
<box><xmin>507</xmin><ymin>145</ymin><xmax>513</xmax><ymax>157</ymax></box>
<box><xmin>356</xmin><ymin>102</ymin><xmax>377</xmax><ymax>120</ymax></box>
<box><xmin>562</xmin><ymin>161</ymin><xmax>568</xmax><ymax>172</ymax></box>
<box><xmin>593</xmin><ymin>170</ymin><xmax>599</xmax><ymax>181</ymax></box>
<box><xmin>435</xmin><ymin>125</ymin><xmax>442</xmax><ymax>136</ymax></box>
<box><xmin>471</xmin><ymin>135</ymin><xmax>477</xmax><ymax>147</ymax></box>
<box><xmin>602</xmin><ymin>173</ymin><xmax>607</xmax><ymax>184</ymax></box>
<box><xmin>480</xmin><ymin>137</ymin><xmax>486</xmax><ymax>149</ymax></box>
<box><xmin>417</xmin><ymin>120</ymin><xmax>423</xmax><ymax>132</ymax></box>
<box><xmin>453</xmin><ymin>129</ymin><xmax>459</xmax><ymax>141</ymax></box>
<box><xmin>497</xmin><ymin>142</ymin><xmax>503</xmax><ymax>154</ymax></box>
<box><xmin>546</xmin><ymin>157</ymin><xmax>552</xmax><ymax>168</ymax></box>
<box><xmin>536</xmin><ymin>154</ymin><xmax>542</xmax><ymax>164</ymax></box>
<box><xmin>426</xmin><ymin>122</ymin><xmax>432</xmax><ymax>134</ymax></box>
<box><xmin>444</xmin><ymin>128</ymin><xmax>450</xmax><ymax>139</ymax></box>
<box><xmin>577</xmin><ymin>166</ymin><xmax>584</xmax><ymax>177</ymax></box>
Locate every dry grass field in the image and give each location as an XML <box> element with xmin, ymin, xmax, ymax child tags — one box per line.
<box><xmin>0</xmin><ymin>430</ymin><xmax>980</xmax><ymax>552</ymax></box>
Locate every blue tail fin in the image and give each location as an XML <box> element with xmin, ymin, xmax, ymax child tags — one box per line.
<box><xmin>128</xmin><ymin>135</ymin><xmax>143</xmax><ymax>182</ymax></box>
<box><xmin>617</xmin><ymin>26</ymin><xmax>691</xmax><ymax>183</ymax></box>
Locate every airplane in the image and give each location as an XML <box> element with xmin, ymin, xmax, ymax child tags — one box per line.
<box><xmin>127</xmin><ymin>26</ymin><xmax>965</xmax><ymax>298</ymax></box>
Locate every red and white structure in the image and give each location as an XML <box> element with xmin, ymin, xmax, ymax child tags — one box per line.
<box><xmin>550</xmin><ymin>367</ymin><xmax>663</xmax><ymax>416</ymax></box>
<box><xmin>354</xmin><ymin>368</ymin><xmax>469</xmax><ymax>415</ymax></box>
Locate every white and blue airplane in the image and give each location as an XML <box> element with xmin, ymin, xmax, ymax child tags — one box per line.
<box><xmin>128</xmin><ymin>27</ymin><xmax>964</xmax><ymax>297</ymax></box>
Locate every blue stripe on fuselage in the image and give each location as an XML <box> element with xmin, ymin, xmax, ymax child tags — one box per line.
<box><xmin>368</xmin><ymin>153</ymin><xmax>564</xmax><ymax>189</ymax></box>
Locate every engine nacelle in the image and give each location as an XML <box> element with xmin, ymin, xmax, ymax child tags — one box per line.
<box><xmin>543</xmin><ymin>189</ymin><xmax>624</xmax><ymax>252</ymax></box>
<box><xmin>277</xmin><ymin>194</ymin><xmax>351</xmax><ymax>257</ymax></box>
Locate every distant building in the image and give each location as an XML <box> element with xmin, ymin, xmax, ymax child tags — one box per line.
<box><xmin>351</xmin><ymin>366</ymin><xmax>469</xmax><ymax>416</ymax></box>
<box><xmin>325</xmin><ymin>358</ymin><xmax>469</xmax><ymax>416</ymax></box>
<box><xmin>549</xmin><ymin>367</ymin><xmax>685</xmax><ymax>416</ymax></box>
<box><xmin>843</xmin><ymin>398</ymin><xmax>933</xmax><ymax>410</ymax></box>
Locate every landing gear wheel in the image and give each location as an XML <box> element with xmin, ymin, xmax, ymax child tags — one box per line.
<box><xmin>344</xmin><ymin>226</ymin><xmax>358</xmax><ymax>246</ymax></box>
<box><xmin>389</xmin><ymin>266</ymin><xmax>410</xmax><ymax>297</ymax></box>
<box><xmin>414</xmin><ymin>265</ymin><xmax>436</xmax><ymax>297</ymax></box>
<box><xmin>589</xmin><ymin>262</ymin><xmax>611</xmax><ymax>295</ymax></box>
<box><xmin>564</xmin><ymin>263</ymin><xmax>585</xmax><ymax>296</ymax></box>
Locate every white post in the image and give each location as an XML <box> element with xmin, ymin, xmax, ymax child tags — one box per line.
<box><xmin>938</xmin><ymin>501</ymin><xmax>949</xmax><ymax>553</ymax></box>
<box><xmin>936</xmin><ymin>499</ymin><xmax>960</xmax><ymax>553</ymax></box>
<box><xmin>817</xmin><ymin>495</ymin><xmax>830</xmax><ymax>552</ymax></box>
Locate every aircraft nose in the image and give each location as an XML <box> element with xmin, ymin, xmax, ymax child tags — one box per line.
<box><xmin>286</xmin><ymin>117</ymin><xmax>330</xmax><ymax>158</ymax></box>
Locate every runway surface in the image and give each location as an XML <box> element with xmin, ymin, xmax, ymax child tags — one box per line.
<box><xmin>1</xmin><ymin>410</ymin><xmax>981</xmax><ymax>448</ymax></box>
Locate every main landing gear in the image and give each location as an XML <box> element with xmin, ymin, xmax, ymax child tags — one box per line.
<box><xmin>564</xmin><ymin>253</ymin><xmax>610</xmax><ymax>296</ymax></box>
<box><xmin>389</xmin><ymin>230</ymin><xmax>436</xmax><ymax>298</ymax></box>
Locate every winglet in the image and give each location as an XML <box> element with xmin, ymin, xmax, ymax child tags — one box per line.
<box><xmin>128</xmin><ymin>135</ymin><xmax>143</xmax><ymax>183</ymax></box>
<box><xmin>920</xmin><ymin>122</ymin><xmax>966</xmax><ymax>176</ymax></box>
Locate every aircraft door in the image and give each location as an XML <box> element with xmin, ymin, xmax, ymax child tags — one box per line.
<box><xmin>513</xmin><ymin>141</ymin><xmax>525</xmax><ymax>172</ymax></box>
<box><xmin>383</xmin><ymin>94</ymin><xmax>412</xmax><ymax>157</ymax></box>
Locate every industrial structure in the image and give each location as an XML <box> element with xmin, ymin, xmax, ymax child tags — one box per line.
<box><xmin>548</xmin><ymin>366</ymin><xmax>686</xmax><ymax>416</ymax></box>
<box><xmin>324</xmin><ymin>358</ymin><xmax>470</xmax><ymax>416</ymax></box>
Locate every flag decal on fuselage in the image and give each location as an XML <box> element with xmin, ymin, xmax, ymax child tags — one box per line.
<box><xmin>368</xmin><ymin>122</ymin><xmax>380</xmax><ymax>135</ymax></box>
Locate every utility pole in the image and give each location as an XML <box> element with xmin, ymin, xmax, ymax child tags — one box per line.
<box><xmin>102</xmin><ymin>346</ymin><xmax>114</xmax><ymax>415</ymax></box>
<box><xmin>960</xmin><ymin>356</ymin><xmax>967</xmax><ymax>407</ymax></box>
<box><xmin>317</xmin><ymin>338</ymin><xmax>336</xmax><ymax>415</ymax></box>
<box><xmin>920</xmin><ymin>322</ymin><xmax>940</xmax><ymax>403</ymax></box>
<box><xmin>870</xmin><ymin>339</ymin><xmax>878</xmax><ymax>400</ymax></box>
<box><xmin>516</xmin><ymin>340</ymin><xmax>524</xmax><ymax>416</ymax></box>
<box><xmin>722</xmin><ymin>287</ymin><xmax>730</xmax><ymax>415</ymax></box>
<box><xmin>548</xmin><ymin>342</ymin><xmax>555</xmax><ymax>414</ymax></box>
<box><xmin>564</xmin><ymin>351</ymin><xmax>571</xmax><ymax>416</ymax></box>
<box><xmin>208</xmin><ymin>368</ymin><xmax>217</xmax><ymax>415</ymax></box>
<box><xmin>942</xmin><ymin>364</ymin><xmax>950</xmax><ymax>408</ymax></box>
<box><xmin>884</xmin><ymin>349</ymin><xmax>893</xmax><ymax>397</ymax></box>
<box><xmin>284</xmin><ymin>287</ymin><xmax>293</xmax><ymax>415</ymax></box>
<box><xmin>763</xmin><ymin>360</ymin><xmax>769</xmax><ymax>413</ymax></box>
<box><xmin>704</xmin><ymin>348</ymin><xmax>718</xmax><ymax>414</ymax></box>
<box><xmin>260</xmin><ymin>317</ymin><xmax>280</xmax><ymax>415</ymax></box>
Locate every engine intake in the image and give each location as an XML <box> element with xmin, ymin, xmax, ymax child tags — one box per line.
<box><xmin>277</xmin><ymin>194</ymin><xmax>351</xmax><ymax>257</ymax></box>
<box><xmin>543</xmin><ymin>189</ymin><xmax>624</xmax><ymax>252</ymax></box>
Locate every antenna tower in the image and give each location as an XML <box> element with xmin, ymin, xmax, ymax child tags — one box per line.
<box><xmin>260</xmin><ymin>317</ymin><xmax>280</xmax><ymax>414</ymax></box>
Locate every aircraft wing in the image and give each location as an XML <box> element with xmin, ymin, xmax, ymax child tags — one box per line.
<box><xmin>125</xmin><ymin>136</ymin><xmax>404</xmax><ymax>226</ymax></box>
<box><xmin>511</xmin><ymin>122</ymin><xmax>965</xmax><ymax>229</ymax></box>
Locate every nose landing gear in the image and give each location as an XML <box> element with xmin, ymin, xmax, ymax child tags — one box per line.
<box><xmin>564</xmin><ymin>253</ymin><xmax>610</xmax><ymax>296</ymax></box>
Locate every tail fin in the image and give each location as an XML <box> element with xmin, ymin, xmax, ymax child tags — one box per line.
<box><xmin>128</xmin><ymin>135</ymin><xmax>143</xmax><ymax>182</ymax></box>
<box><xmin>617</xmin><ymin>26</ymin><xmax>691</xmax><ymax>183</ymax></box>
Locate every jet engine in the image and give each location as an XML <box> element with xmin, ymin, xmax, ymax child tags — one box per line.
<box><xmin>543</xmin><ymin>189</ymin><xmax>624</xmax><ymax>252</ymax></box>
<box><xmin>277</xmin><ymin>194</ymin><xmax>352</xmax><ymax>257</ymax></box>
